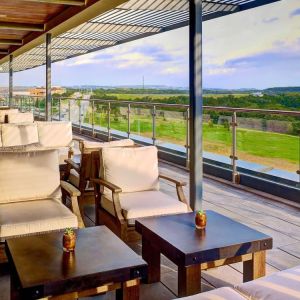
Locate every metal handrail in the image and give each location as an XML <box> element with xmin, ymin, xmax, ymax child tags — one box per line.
<box><xmin>7</xmin><ymin>94</ymin><xmax>300</xmax><ymax>182</ymax></box>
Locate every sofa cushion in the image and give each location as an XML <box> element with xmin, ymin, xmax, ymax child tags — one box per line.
<box><xmin>1</xmin><ymin>123</ymin><xmax>39</xmax><ymax>147</ymax></box>
<box><xmin>0</xmin><ymin>199</ymin><xmax>78</xmax><ymax>241</ymax></box>
<box><xmin>80</xmin><ymin>139</ymin><xmax>135</xmax><ymax>153</ymax></box>
<box><xmin>0</xmin><ymin>149</ymin><xmax>61</xmax><ymax>204</ymax></box>
<box><xmin>36</xmin><ymin>121</ymin><xmax>73</xmax><ymax>148</ymax></box>
<box><xmin>69</xmin><ymin>169</ymin><xmax>80</xmax><ymax>188</ymax></box>
<box><xmin>8</xmin><ymin>112</ymin><xmax>34</xmax><ymax>123</ymax></box>
<box><xmin>101</xmin><ymin>146</ymin><xmax>159</xmax><ymax>193</ymax></box>
<box><xmin>176</xmin><ymin>287</ymin><xmax>246</xmax><ymax>300</ymax></box>
<box><xmin>0</xmin><ymin>109</ymin><xmax>19</xmax><ymax>123</ymax></box>
<box><xmin>235</xmin><ymin>265</ymin><xmax>300</xmax><ymax>300</ymax></box>
<box><xmin>101</xmin><ymin>190</ymin><xmax>188</xmax><ymax>224</ymax></box>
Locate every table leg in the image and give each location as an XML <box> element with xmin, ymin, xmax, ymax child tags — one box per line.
<box><xmin>142</xmin><ymin>237</ymin><xmax>160</xmax><ymax>283</ymax></box>
<box><xmin>116</xmin><ymin>279</ymin><xmax>140</xmax><ymax>300</ymax></box>
<box><xmin>11</xmin><ymin>269</ymin><xmax>22</xmax><ymax>300</ymax></box>
<box><xmin>243</xmin><ymin>250</ymin><xmax>266</xmax><ymax>282</ymax></box>
<box><xmin>178</xmin><ymin>264</ymin><xmax>201</xmax><ymax>297</ymax></box>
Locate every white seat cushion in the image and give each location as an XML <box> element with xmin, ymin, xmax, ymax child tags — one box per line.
<box><xmin>80</xmin><ymin>139</ymin><xmax>134</xmax><ymax>153</ymax></box>
<box><xmin>101</xmin><ymin>190</ymin><xmax>188</xmax><ymax>225</ymax></box>
<box><xmin>235</xmin><ymin>265</ymin><xmax>300</xmax><ymax>300</ymax></box>
<box><xmin>8</xmin><ymin>112</ymin><xmax>34</xmax><ymax>123</ymax></box>
<box><xmin>0</xmin><ymin>149</ymin><xmax>61</xmax><ymax>204</ymax></box>
<box><xmin>177</xmin><ymin>287</ymin><xmax>246</xmax><ymax>300</ymax></box>
<box><xmin>1</xmin><ymin>123</ymin><xmax>39</xmax><ymax>147</ymax></box>
<box><xmin>0</xmin><ymin>199</ymin><xmax>78</xmax><ymax>240</ymax></box>
<box><xmin>69</xmin><ymin>169</ymin><xmax>80</xmax><ymax>188</ymax></box>
<box><xmin>36</xmin><ymin>121</ymin><xmax>73</xmax><ymax>147</ymax></box>
<box><xmin>101</xmin><ymin>146</ymin><xmax>159</xmax><ymax>193</ymax></box>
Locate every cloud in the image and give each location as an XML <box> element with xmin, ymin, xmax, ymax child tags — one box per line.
<box><xmin>290</xmin><ymin>8</ymin><xmax>300</xmax><ymax>17</ymax></box>
<box><xmin>262</xmin><ymin>17</ymin><xmax>279</xmax><ymax>23</ymax></box>
<box><xmin>161</xmin><ymin>66</ymin><xmax>184</xmax><ymax>75</ymax></box>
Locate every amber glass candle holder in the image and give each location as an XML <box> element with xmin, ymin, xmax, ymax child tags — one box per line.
<box><xmin>195</xmin><ymin>210</ymin><xmax>207</xmax><ymax>230</ymax></box>
<box><xmin>63</xmin><ymin>228</ymin><xmax>76</xmax><ymax>252</ymax></box>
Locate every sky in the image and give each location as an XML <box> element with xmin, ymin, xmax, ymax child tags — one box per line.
<box><xmin>0</xmin><ymin>0</ymin><xmax>299</xmax><ymax>89</ymax></box>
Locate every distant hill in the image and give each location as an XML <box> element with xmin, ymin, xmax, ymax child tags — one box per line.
<box><xmin>263</xmin><ymin>87</ymin><xmax>300</xmax><ymax>94</ymax></box>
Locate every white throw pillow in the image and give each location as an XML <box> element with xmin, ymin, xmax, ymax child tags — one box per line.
<box><xmin>1</xmin><ymin>123</ymin><xmax>39</xmax><ymax>147</ymax></box>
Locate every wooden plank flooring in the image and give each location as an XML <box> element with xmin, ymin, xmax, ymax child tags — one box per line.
<box><xmin>0</xmin><ymin>154</ymin><xmax>299</xmax><ymax>299</ymax></box>
<box><xmin>77</xmin><ymin>160</ymin><xmax>300</xmax><ymax>299</ymax></box>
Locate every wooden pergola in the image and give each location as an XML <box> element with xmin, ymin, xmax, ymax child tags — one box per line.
<box><xmin>0</xmin><ymin>0</ymin><xmax>281</xmax><ymax>210</ymax></box>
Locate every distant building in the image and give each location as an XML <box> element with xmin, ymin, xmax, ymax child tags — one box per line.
<box><xmin>28</xmin><ymin>86</ymin><xmax>66</xmax><ymax>96</ymax></box>
<box><xmin>251</xmin><ymin>92</ymin><xmax>264</xmax><ymax>97</ymax></box>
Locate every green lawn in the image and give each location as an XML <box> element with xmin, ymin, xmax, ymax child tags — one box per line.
<box><xmin>84</xmin><ymin>112</ymin><xmax>299</xmax><ymax>171</ymax></box>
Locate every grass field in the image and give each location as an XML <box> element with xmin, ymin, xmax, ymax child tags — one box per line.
<box><xmin>84</xmin><ymin>111</ymin><xmax>299</xmax><ymax>172</ymax></box>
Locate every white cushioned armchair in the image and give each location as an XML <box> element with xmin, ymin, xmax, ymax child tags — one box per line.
<box><xmin>92</xmin><ymin>146</ymin><xmax>190</xmax><ymax>241</ymax></box>
<box><xmin>0</xmin><ymin>149</ymin><xmax>84</xmax><ymax>248</ymax></box>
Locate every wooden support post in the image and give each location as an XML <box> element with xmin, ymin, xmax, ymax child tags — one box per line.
<box><xmin>178</xmin><ymin>264</ymin><xmax>201</xmax><ymax>297</ymax></box>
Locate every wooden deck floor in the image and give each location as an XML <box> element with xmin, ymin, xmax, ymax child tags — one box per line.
<box><xmin>0</xmin><ymin>161</ymin><xmax>300</xmax><ymax>300</ymax></box>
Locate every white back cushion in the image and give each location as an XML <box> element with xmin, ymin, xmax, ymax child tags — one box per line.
<box><xmin>0</xmin><ymin>109</ymin><xmax>19</xmax><ymax>123</ymax></box>
<box><xmin>81</xmin><ymin>139</ymin><xmax>135</xmax><ymax>153</ymax></box>
<box><xmin>0</xmin><ymin>149</ymin><xmax>61</xmax><ymax>204</ymax></box>
<box><xmin>101</xmin><ymin>146</ymin><xmax>159</xmax><ymax>193</ymax></box>
<box><xmin>8</xmin><ymin>112</ymin><xmax>34</xmax><ymax>123</ymax></box>
<box><xmin>36</xmin><ymin>121</ymin><xmax>72</xmax><ymax>148</ymax></box>
<box><xmin>1</xmin><ymin>123</ymin><xmax>39</xmax><ymax>147</ymax></box>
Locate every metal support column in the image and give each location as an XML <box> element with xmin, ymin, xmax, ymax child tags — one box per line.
<box><xmin>45</xmin><ymin>33</ymin><xmax>52</xmax><ymax>121</ymax></box>
<box><xmin>9</xmin><ymin>55</ymin><xmax>13</xmax><ymax>107</ymax></box>
<box><xmin>189</xmin><ymin>0</ymin><xmax>203</xmax><ymax>211</ymax></box>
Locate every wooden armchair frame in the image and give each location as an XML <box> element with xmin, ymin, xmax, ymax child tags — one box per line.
<box><xmin>92</xmin><ymin>173</ymin><xmax>190</xmax><ymax>242</ymax></box>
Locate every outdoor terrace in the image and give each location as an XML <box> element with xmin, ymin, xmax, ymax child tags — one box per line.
<box><xmin>0</xmin><ymin>148</ymin><xmax>300</xmax><ymax>300</ymax></box>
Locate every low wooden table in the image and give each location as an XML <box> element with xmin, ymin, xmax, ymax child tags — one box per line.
<box><xmin>136</xmin><ymin>210</ymin><xmax>272</xmax><ymax>297</ymax></box>
<box><xmin>6</xmin><ymin>226</ymin><xmax>147</xmax><ymax>300</ymax></box>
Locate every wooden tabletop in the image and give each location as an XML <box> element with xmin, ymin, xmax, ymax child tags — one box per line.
<box><xmin>6</xmin><ymin>226</ymin><xmax>146</xmax><ymax>297</ymax></box>
<box><xmin>136</xmin><ymin>211</ymin><xmax>272</xmax><ymax>266</ymax></box>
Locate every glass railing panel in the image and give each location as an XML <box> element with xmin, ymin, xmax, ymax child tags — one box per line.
<box><xmin>129</xmin><ymin>105</ymin><xmax>153</xmax><ymax>143</ymax></box>
<box><xmin>236</xmin><ymin>112</ymin><xmax>300</xmax><ymax>183</ymax></box>
<box><xmin>202</xmin><ymin>109</ymin><xmax>232</xmax><ymax>164</ymax></box>
<box><xmin>155</xmin><ymin>107</ymin><xmax>188</xmax><ymax>151</ymax></box>
<box><xmin>109</xmin><ymin>102</ymin><xmax>128</xmax><ymax>137</ymax></box>
<box><xmin>69</xmin><ymin>99</ymin><xmax>79</xmax><ymax>125</ymax></box>
<box><xmin>93</xmin><ymin>101</ymin><xmax>109</xmax><ymax>134</ymax></box>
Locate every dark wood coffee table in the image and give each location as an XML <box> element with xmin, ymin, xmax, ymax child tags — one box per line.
<box><xmin>136</xmin><ymin>210</ymin><xmax>272</xmax><ymax>297</ymax></box>
<box><xmin>6</xmin><ymin>226</ymin><xmax>147</xmax><ymax>300</ymax></box>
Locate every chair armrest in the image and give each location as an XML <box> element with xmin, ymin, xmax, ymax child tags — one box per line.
<box><xmin>91</xmin><ymin>178</ymin><xmax>122</xmax><ymax>193</ymax></box>
<box><xmin>64</xmin><ymin>158</ymin><xmax>80</xmax><ymax>172</ymax></box>
<box><xmin>159</xmin><ymin>174</ymin><xmax>187</xmax><ymax>186</ymax></box>
<box><xmin>60</xmin><ymin>180</ymin><xmax>81</xmax><ymax>197</ymax></box>
<box><xmin>72</xmin><ymin>137</ymin><xmax>84</xmax><ymax>143</ymax></box>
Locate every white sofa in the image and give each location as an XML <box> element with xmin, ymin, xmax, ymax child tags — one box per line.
<box><xmin>0</xmin><ymin>109</ymin><xmax>19</xmax><ymax>123</ymax></box>
<box><xmin>0</xmin><ymin>149</ymin><xmax>84</xmax><ymax>242</ymax></box>
<box><xmin>178</xmin><ymin>265</ymin><xmax>300</xmax><ymax>300</ymax></box>
<box><xmin>7</xmin><ymin>111</ymin><xmax>34</xmax><ymax>123</ymax></box>
<box><xmin>0</xmin><ymin>121</ymin><xmax>80</xmax><ymax>163</ymax></box>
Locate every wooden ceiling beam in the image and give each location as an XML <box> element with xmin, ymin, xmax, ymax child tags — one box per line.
<box><xmin>0</xmin><ymin>22</ymin><xmax>44</xmax><ymax>32</ymax></box>
<box><xmin>23</xmin><ymin>0</ymin><xmax>86</xmax><ymax>6</ymax></box>
<box><xmin>0</xmin><ymin>39</ymin><xmax>23</xmax><ymax>46</ymax></box>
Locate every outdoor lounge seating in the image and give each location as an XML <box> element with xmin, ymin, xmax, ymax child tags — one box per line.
<box><xmin>65</xmin><ymin>138</ymin><xmax>135</xmax><ymax>209</ymax></box>
<box><xmin>92</xmin><ymin>145</ymin><xmax>190</xmax><ymax>241</ymax></box>
<box><xmin>178</xmin><ymin>265</ymin><xmax>300</xmax><ymax>300</ymax></box>
<box><xmin>0</xmin><ymin>148</ymin><xmax>84</xmax><ymax>263</ymax></box>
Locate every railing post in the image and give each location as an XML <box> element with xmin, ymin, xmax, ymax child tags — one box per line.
<box><xmin>107</xmin><ymin>102</ymin><xmax>111</xmax><ymax>141</ymax></box>
<box><xmin>68</xmin><ymin>100</ymin><xmax>71</xmax><ymax>121</ymax></box>
<box><xmin>230</xmin><ymin>112</ymin><xmax>239</xmax><ymax>184</ymax></box>
<box><xmin>186</xmin><ymin>108</ymin><xmax>190</xmax><ymax>168</ymax></box>
<box><xmin>127</xmin><ymin>103</ymin><xmax>131</xmax><ymax>138</ymax></box>
<box><xmin>92</xmin><ymin>100</ymin><xmax>95</xmax><ymax>136</ymax></box>
<box><xmin>79</xmin><ymin>100</ymin><xmax>82</xmax><ymax>132</ymax></box>
<box><xmin>152</xmin><ymin>105</ymin><xmax>156</xmax><ymax>145</ymax></box>
<box><xmin>59</xmin><ymin>98</ymin><xmax>61</xmax><ymax>121</ymax></box>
